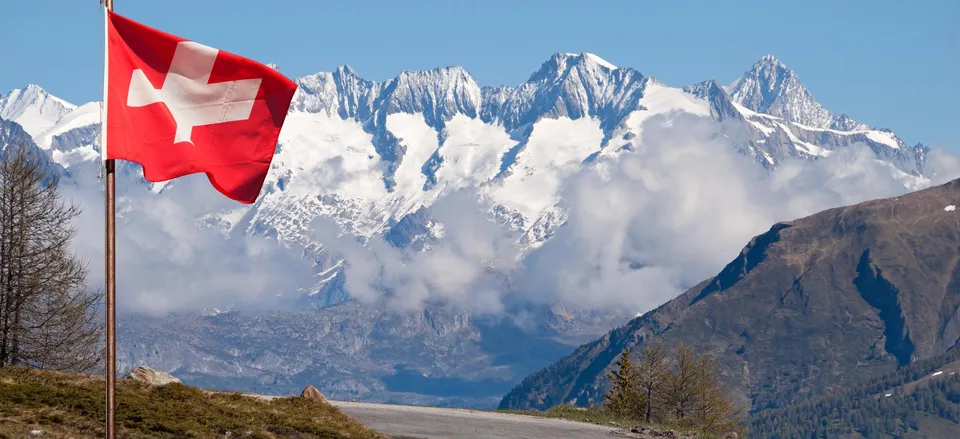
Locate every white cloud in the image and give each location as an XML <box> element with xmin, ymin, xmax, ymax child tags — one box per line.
<box><xmin>63</xmin><ymin>170</ymin><xmax>318</xmax><ymax>316</ymax></box>
<box><xmin>312</xmin><ymin>190</ymin><xmax>520</xmax><ymax>313</ymax></box>
<box><xmin>315</xmin><ymin>112</ymin><xmax>960</xmax><ymax>316</ymax></box>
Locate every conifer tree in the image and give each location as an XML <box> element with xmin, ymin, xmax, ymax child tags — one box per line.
<box><xmin>605</xmin><ymin>347</ymin><xmax>641</xmax><ymax>419</ymax></box>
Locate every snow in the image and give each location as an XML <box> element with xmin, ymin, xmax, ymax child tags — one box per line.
<box><xmin>885</xmin><ymin>393</ymin><xmax>892</xmax><ymax>397</ymax></box>
<box><xmin>0</xmin><ymin>85</ymin><xmax>75</xmax><ymax>138</ymax></box>
<box><xmin>273</xmin><ymin>112</ymin><xmax>387</xmax><ymax>201</ymax></box>
<box><xmin>433</xmin><ymin>114</ymin><xmax>514</xmax><ymax>191</ymax></box>
<box><xmin>204</xmin><ymin>206</ymin><xmax>249</xmax><ymax>232</ymax></box>
<box><xmin>384</xmin><ymin>113</ymin><xmax>443</xmax><ymax>216</ymax></box>
<box><xmin>946</xmin><ymin>205</ymin><xmax>956</xmax><ymax>212</ymax></box>
<box><xmin>787</xmin><ymin>120</ymin><xmax>901</xmax><ymax>150</ymax></box>
<box><xmin>583</xmin><ymin>53</ymin><xmax>617</xmax><ymax>70</ymax></box>
<box><xmin>932</xmin><ymin>371</ymin><xmax>944</xmax><ymax>376</ymax></box>
<box><xmin>51</xmin><ymin>145</ymin><xmax>100</xmax><ymax>167</ymax></box>
<box><xmin>761</xmin><ymin>150</ymin><xmax>774</xmax><ymax>165</ymax></box>
<box><xmin>731</xmin><ymin>101</ymin><xmax>777</xmax><ymax>120</ymax></box>
<box><xmin>725</xmin><ymin>56</ymin><xmax>837</xmax><ymax>129</ymax></box>
<box><xmin>642</xmin><ymin>82</ymin><xmax>711</xmax><ymax>116</ymax></box>
<box><xmin>616</xmin><ymin>81</ymin><xmax>712</xmax><ymax>142</ymax></box>
<box><xmin>35</xmin><ymin>102</ymin><xmax>102</xmax><ymax>149</ymax></box>
<box><xmin>489</xmin><ymin>117</ymin><xmax>604</xmax><ymax>220</ymax></box>
<box><xmin>748</xmin><ymin>119</ymin><xmax>776</xmax><ymax>136</ymax></box>
<box><xmin>865</xmin><ymin>130</ymin><xmax>901</xmax><ymax>150</ymax></box>
<box><xmin>775</xmin><ymin>122</ymin><xmax>830</xmax><ymax>157</ymax></box>
<box><xmin>312</xmin><ymin>269</ymin><xmax>340</xmax><ymax>290</ymax></box>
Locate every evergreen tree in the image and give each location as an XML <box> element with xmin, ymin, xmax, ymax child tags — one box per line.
<box><xmin>604</xmin><ymin>347</ymin><xmax>641</xmax><ymax>419</ymax></box>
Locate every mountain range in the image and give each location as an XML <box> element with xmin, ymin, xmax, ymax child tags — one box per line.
<box><xmin>0</xmin><ymin>52</ymin><xmax>947</xmax><ymax>407</ymax></box>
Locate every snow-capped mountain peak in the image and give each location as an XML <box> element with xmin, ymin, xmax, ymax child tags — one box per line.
<box><xmin>497</xmin><ymin>52</ymin><xmax>645</xmax><ymax>134</ymax></box>
<box><xmin>0</xmin><ymin>84</ymin><xmax>76</xmax><ymax>139</ymax></box>
<box><xmin>381</xmin><ymin>65</ymin><xmax>482</xmax><ymax>128</ymax></box>
<box><xmin>528</xmin><ymin>52</ymin><xmax>619</xmax><ymax>83</ymax></box>
<box><xmin>725</xmin><ymin>55</ymin><xmax>867</xmax><ymax>131</ymax></box>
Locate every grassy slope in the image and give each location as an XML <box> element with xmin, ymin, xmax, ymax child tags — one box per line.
<box><xmin>497</xmin><ymin>406</ymin><xmax>730</xmax><ymax>439</ymax></box>
<box><xmin>0</xmin><ymin>367</ymin><xmax>385</xmax><ymax>439</ymax></box>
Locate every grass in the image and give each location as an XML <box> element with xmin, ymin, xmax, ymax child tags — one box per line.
<box><xmin>0</xmin><ymin>366</ymin><xmax>386</xmax><ymax>439</ymax></box>
<box><xmin>497</xmin><ymin>405</ymin><xmax>730</xmax><ymax>438</ymax></box>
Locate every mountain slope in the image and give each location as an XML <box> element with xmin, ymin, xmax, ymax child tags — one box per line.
<box><xmin>117</xmin><ymin>301</ymin><xmax>628</xmax><ymax>408</ymax></box>
<box><xmin>0</xmin><ymin>84</ymin><xmax>75</xmax><ymax>138</ymax></box>
<box><xmin>726</xmin><ymin>55</ymin><xmax>865</xmax><ymax>131</ymax></box>
<box><xmin>748</xmin><ymin>347</ymin><xmax>960</xmax><ymax>438</ymax></box>
<box><xmin>499</xmin><ymin>177</ymin><xmax>960</xmax><ymax>412</ymax></box>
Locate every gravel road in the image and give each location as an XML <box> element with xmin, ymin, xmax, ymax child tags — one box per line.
<box><xmin>330</xmin><ymin>401</ymin><xmax>622</xmax><ymax>439</ymax></box>
<box><xmin>243</xmin><ymin>393</ymin><xmax>625</xmax><ymax>438</ymax></box>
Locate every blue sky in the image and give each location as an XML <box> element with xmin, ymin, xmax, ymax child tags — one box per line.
<box><xmin>2</xmin><ymin>0</ymin><xmax>957</xmax><ymax>148</ymax></box>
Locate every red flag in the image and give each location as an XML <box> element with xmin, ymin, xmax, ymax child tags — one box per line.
<box><xmin>103</xmin><ymin>10</ymin><xmax>297</xmax><ymax>204</ymax></box>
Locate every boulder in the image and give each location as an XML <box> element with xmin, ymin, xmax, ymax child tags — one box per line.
<box><xmin>126</xmin><ymin>366</ymin><xmax>181</xmax><ymax>386</ymax></box>
<box><xmin>300</xmin><ymin>384</ymin><xmax>330</xmax><ymax>405</ymax></box>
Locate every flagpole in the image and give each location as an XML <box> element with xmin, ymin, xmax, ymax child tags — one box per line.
<box><xmin>102</xmin><ymin>0</ymin><xmax>116</xmax><ymax>438</ymax></box>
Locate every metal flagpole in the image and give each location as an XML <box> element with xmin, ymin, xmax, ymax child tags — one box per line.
<box><xmin>101</xmin><ymin>0</ymin><xmax>116</xmax><ymax>438</ymax></box>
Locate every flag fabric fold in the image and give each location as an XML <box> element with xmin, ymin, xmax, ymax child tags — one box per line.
<box><xmin>103</xmin><ymin>10</ymin><xmax>297</xmax><ymax>204</ymax></box>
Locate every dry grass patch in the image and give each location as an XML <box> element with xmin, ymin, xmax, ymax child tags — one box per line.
<box><xmin>0</xmin><ymin>366</ymin><xmax>385</xmax><ymax>439</ymax></box>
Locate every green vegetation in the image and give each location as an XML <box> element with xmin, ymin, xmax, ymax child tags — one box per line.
<box><xmin>748</xmin><ymin>347</ymin><xmax>960</xmax><ymax>438</ymax></box>
<box><xmin>500</xmin><ymin>405</ymin><xmax>731</xmax><ymax>438</ymax></box>
<box><xmin>602</xmin><ymin>340</ymin><xmax>744</xmax><ymax>436</ymax></box>
<box><xmin>0</xmin><ymin>366</ymin><xmax>385</xmax><ymax>438</ymax></box>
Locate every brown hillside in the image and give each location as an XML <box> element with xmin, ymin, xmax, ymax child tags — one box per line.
<box><xmin>500</xmin><ymin>178</ymin><xmax>960</xmax><ymax>413</ymax></box>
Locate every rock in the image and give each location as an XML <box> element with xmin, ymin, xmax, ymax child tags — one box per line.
<box><xmin>301</xmin><ymin>384</ymin><xmax>330</xmax><ymax>405</ymax></box>
<box><xmin>724</xmin><ymin>433</ymin><xmax>739</xmax><ymax>439</ymax></box>
<box><xmin>126</xmin><ymin>366</ymin><xmax>181</xmax><ymax>386</ymax></box>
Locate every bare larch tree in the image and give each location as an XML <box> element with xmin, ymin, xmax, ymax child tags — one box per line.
<box><xmin>0</xmin><ymin>143</ymin><xmax>102</xmax><ymax>372</ymax></box>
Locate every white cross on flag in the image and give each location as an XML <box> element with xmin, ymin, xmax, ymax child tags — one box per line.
<box><xmin>103</xmin><ymin>10</ymin><xmax>297</xmax><ymax>203</ymax></box>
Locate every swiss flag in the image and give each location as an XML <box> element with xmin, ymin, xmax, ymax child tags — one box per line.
<box><xmin>103</xmin><ymin>10</ymin><xmax>297</xmax><ymax>204</ymax></box>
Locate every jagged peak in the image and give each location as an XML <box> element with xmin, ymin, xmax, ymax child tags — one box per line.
<box><xmin>682</xmin><ymin>79</ymin><xmax>724</xmax><ymax>98</ymax></box>
<box><xmin>726</xmin><ymin>54</ymin><xmax>797</xmax><ymax>92</ymax></box>
<box><xmin>295</xmin><ymin>65</ymin><xmax>363</xmax><ymax>85</ymax></box>
<box><xmin>335</xmin><ymin>65</ymin><xmax>361</xmax><ymax>77</ymax></box>
<box><xmin>724</xmin><ymin>54</ymin><xmax>852</xmax><ymax>129</ymax></box>
<box><xmin>527</xmin><ymin>52</ymin><xmax>620</xmax><ymax>83</ymax></box>
<box><xmin>581</xmin><ymin>53</ymin><xmax>618</xmax><ymax>70</ymax></box>
<box><xmin>755</xmin><ymin>54</ymin><xmax>788</xmax><ymax>69</ymax></box>
<box><xmin>2</xmin><ymin>84</ymin><xmax>76</xmax><ymax>110</ymax></box>
<box><xmin>393</xmin><ymin>65</ymin><xmax>475</xmax><ymax>82</ymax></box>
<box><xmin>643</xmin><ymin>75</ymin><xmax>665</xmax><ymax>87</ymax></box>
